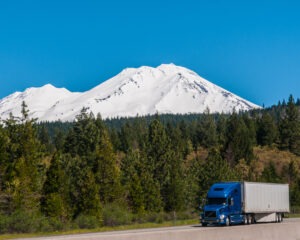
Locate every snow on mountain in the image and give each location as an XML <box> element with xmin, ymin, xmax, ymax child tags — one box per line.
<box><xmin>0</xmin><ymin>84</ymin><xmax>79</xmax><ymax>121</ymax></box>
<box><xmin>0</xmin><ymin>64</ymin><xmax>261</xmax><ymax>122</ymax></box>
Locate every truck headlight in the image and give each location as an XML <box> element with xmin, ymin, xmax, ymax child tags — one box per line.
<box><xmin>219</xmin><ymin>214</ymin><xmax>225</xmax><ymax>220</ymax></box>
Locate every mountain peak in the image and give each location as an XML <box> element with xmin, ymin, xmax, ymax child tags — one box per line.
<box><xmin>157</xmin><ymin>63</ymin><xmax>180</xmax><ymax>71</ymax></box>
<box><xmin>157</xmin><ymin>63</ymin><xmax>176</xmax><ymax>68</ymax></box>
<box><xmin>42</xmin><ymin>83</ymin><xmax>56</xmax><ymax>88</ymax></box>
<box><xmin>0</xmin><ymin>64</ymin><xmax>261</xmax><ymax>122</ymax></box>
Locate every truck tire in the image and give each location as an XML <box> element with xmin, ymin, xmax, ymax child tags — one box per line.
<box><xmin>225</xmin><ymin>217</ymin><xmax>231</xmax><ymax>226</ymax></box>
<box><xmin>247</xmin><ymin>215</ymin><xmax>251</xmax><ymax>224</ymax></box>
<box><xmin>202</xmin><ymin>223</ymin><xmax>208</xmax><ymax>227</ymax></box>
<box><xmin>243</xmin><ymin>215</ymin><xmax>247</xmax><ymax>225</ymax></box>
<box><xmin>278</xmin><ymin>213</ymin><xmax>283</xmax><ymax>223</ymax></box>
<box><xmin>251</xmin><ymin>215</ymin><xmax>256</xmax><ymax>224</ymax></box>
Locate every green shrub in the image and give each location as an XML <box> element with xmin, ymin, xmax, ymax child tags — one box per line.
<box><xmin>290</xmin><ymin>206</ymin><xmax>300</xmax><ymax>214</ymax></box>
<box><xmin>142</xmin><ymin>212</ymin><xmax>169</xmax><ymax>223</ymax></box>
<box><xmin>176</xmin><ymin>210</ymin><xmax>198</xmax><ymax>220</ymax></box>
<box><xmin>74</xmin><ymin>214</ymin><xmax>101</xmax><ymax>229</ymax></box>
<box><xmin>45</xmin><ymin>217</ymin><xmax>70</xmax><ymax>231</ymax></box>
<box><xmin>102</xmin><ymin>203</ymin><xmax>133</xmax><ymax>226</ymax></box>
<box><xmin>154</xmin><ymin>212</ymin><xmax>166</xmax><ymax>223</ymax></box>
<box><xmin>7</xmin><ymin>211</ymin><xmax>40</xmax><ymax>233</ymax></box>
<box><xmin>0</xmin><ymin>213</ymin><xmax>9</xmax><ymax>233</ymax></box>
<box><xmin>140</xmin><ymin>210</ymin><xmax>197</xmax><ymax>224</ymax></box>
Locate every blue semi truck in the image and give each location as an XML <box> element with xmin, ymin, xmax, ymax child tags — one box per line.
<box><xmin>200</xmin><ymin>182</ymin><xmax>289</xmax><ymax>226</ymax></box>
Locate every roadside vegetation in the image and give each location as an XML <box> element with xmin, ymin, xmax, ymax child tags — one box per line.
<box><xmin>0</xmin><ymin>95</ymin><xmax>299</xmax><ymax>235</ymax></box>
<box><xmin>0</xmin><ymin>219</ymin><xmax>198</xmax><ymax>239</ymax></box>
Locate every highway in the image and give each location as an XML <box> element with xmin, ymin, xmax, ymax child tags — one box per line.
<box><xmin>18</xmin><ymin>218</ymin><xmax>300</xmax><ymax>240</ymax></box>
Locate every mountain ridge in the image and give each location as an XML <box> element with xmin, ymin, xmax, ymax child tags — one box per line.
<box><xmin>0</xmin><ymin>64</ymin><xmax>261</xmax><ymax>122</ymax></box>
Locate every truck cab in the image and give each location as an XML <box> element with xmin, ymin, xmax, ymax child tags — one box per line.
<box><xmin>201</xmin><ymin>182</ymin><xmax>244</xmax><ymax>226</ymax></box>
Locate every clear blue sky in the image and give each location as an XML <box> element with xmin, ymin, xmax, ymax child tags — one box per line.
<box><xmin>1</xmin><ymin>0</ymin><xmax>300</xmax><ymax>107</ymax></box>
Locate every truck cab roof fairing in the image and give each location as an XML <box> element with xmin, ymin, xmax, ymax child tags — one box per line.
<box><xmin>207</xmin><ymin>182</ymin><xmax>240</xmax><ymax>198</ymax></box>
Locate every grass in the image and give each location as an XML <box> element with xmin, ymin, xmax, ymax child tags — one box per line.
<box><xmin>285</xmin><ymin>213</ymin><xmax>300</xmax><ymax>218</ymax></box>
<box><xmin>0</xmin><ymin>219</ymin><xmax>199</xmax><ymax>240</ymax></box>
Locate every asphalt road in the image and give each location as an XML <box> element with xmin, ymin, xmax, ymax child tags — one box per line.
<box><xmin>18</xmin><ymin>218</ymin><xmax>300</xmax><ymax>240</ymax></box>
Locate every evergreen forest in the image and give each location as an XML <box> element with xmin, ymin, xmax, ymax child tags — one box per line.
<box><xmin>0</xmin><ymin>95</ymin><xmax>300</xmax><ymax>233</ymax></box>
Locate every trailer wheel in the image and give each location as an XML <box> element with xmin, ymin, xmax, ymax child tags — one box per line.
<box><xmin>251</xmin><ymin>215</ymin><xmax>256</xmax><ymax>224</ymax></box>
<box><xmin>276</xmin><ymin>213</ymin><xmax>281</xmax><ymax>223</ymax></box>
<box><xmin>278</xmin><ymin>213</ymin><xmax>283</xmax><ymax>223</ymax></box>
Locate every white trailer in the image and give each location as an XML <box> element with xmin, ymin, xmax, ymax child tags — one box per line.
<box><xmin>242</xmin><ymin>182</ymin><xmax>290</xmax><ymax>223</ymax></box>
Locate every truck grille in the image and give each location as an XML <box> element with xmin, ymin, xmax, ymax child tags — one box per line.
<box><xmin>204</xmin><ymin>211</ymin><xmax>216</xmax><ymax>218</ymax></box>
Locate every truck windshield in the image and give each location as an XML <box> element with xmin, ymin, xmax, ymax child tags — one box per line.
<box><xmin>207</xmin><ymin>198</ymin><xmax>226</xmax><ymax>205</ymax></box>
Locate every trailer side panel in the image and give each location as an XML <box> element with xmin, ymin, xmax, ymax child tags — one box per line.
<box><xmin>243</xmin><ymin>182</ymin><xmax>289</xmax><ymax>213</ymax></box>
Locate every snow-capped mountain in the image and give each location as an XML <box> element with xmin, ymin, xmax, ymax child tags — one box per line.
<box><xmin>0</xmin><ymin>64</ymin><xmax>260</xmax><ymax>122</ymax></box>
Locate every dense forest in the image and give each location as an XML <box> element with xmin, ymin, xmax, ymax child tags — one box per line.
<box><xmin>0</xmin><ymin>95</ymin><xmax>300</xmax><ymax>233</ymax></box>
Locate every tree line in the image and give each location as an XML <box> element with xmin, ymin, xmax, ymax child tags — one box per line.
<box><xmin>0</xmin><ymin>96</ymin><xmax>299</xmax><ymax>233</ymax></box>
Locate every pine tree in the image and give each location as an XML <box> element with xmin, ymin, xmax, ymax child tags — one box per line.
<box><xmin>216</xmin><ymin>114</ymin><xmax>227</xmax><ymax>147</ymax></box>
<box><xmin>41</xmin><ymin>152</ymin><xmax>70</xmax><ymax>221</ymax></box>
<box><xmin>279</xmin><ymin>95</ymin><xmax>300</xmax><ymax>155</ymax></box>
<box><xmin>64</xmin><ymin>108</ymin><xmax>99</xmax><ymax>157</ymax></box>
<box><xmin>178</xmin><ymin>120</ymin><xmax>193</xmax><ymax>157</ymax></box>
<box><xmin>54</xmin><ymin>128</ymin><xmax>66</xmax><ymax>152</ymax></box>
<box><xmin>94</xmin><ymin>128</ymin><xmax>122</xmax><ymax>204</ymax></box>
<box><xmin>140</xmin><ymin>168</ymin><xmax>163</xmax><ymax>212</ymax></box>
<box><xmin>199</xmin><ymin>148</ymin><xmax>237</xmax><ymax>195</ymax></box>
<box><xmin>163</xmin><ymin>151</ymin><xmax>185</xmax><ymax>212</ymax></box>
<box><xmin>38</xmin><ymin>124</ymin><xmax>54</xmax><ymax>153</ymax></box>
<box><xmin>0</xmin><ymin>123</ymin><xmax>9</xmax><ymax>187</ymax></box>
<box><xmin>128</xmin><ymin>172</ymin><xmax>145</xmax><ymax>214</ymax></box>
<box><xmin>121</xmin><ymin>149</ymin><xmax>145</xmax><ymax>214</ymax></box>
<box><xmin>184</xmin><ymin>155</ymin><xmax>203</xmax><ymax>209</ymax></box>
<box><xmin>196</xmin><ymin>108</ymin><xmax>218</xmax><ymax>148</ymax></box>
<box><xmin>257</xmin><ymin>112</ymin><xmax>278</xmax><ymax>146</ymax></box>
<box><xmin>147</xmin><ymin>119</ymin><xmax>171</xmax><ymax>186</ymax></box>
<box><xmin>68</xmin><ymin>155</ymin><xmax>102</xmax><ymax>219</ymax></box>
<box><xmin>243</xmin><ymin>114</ymin><xmax>257</xmax><ymax>157</ymax></box>
<box><xmin>223</xmin><ymin>113</ymin><xmax>254</xmax><ymax>164</ymax></box>
<box><xmin>147</xmin><ymin>119</ymin><xmax>185</xmax><ymax>212</ymax></box>
<box><xmin>3</xmin><ymin>102</ymin><xmax>44</xmax><ymax>213</ymax></box>
<box><xmin>290</xmin><ymin>178</ymin><xmax>300</xmax><ymax>207</ymax></box>
<box><xmin>118</xmin><ymin>122</ymin><xmax>138</xmax><ymax>153</ymax></box>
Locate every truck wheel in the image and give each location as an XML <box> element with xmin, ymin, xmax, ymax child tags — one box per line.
<box><xmin>247</xmin><ymin>215</ymin><xmax>251</xmax><ymax>224</ymax></box>
<box><xmin>276</xmin><ymin>213</ymin><xmax>280</xmax><ymax>223</ymax></box>
<box><xmin>251</xmin><ymin>215</ymin><xmax>256</xmax><ymax>224</ymax></box>
<box><xmin>202</xmin><ymin>223</ymin><xmax>207</xmax><ymax>227</ymax></box>
<box><xmin>243</xmin><ymin>215</ymin><xmax>247</xmax><ymax>225</ymax></box>
<box><xmin>225</xmin><ymin>217</ymin><xmax>231</xmax><ymax>226</ymax></box>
